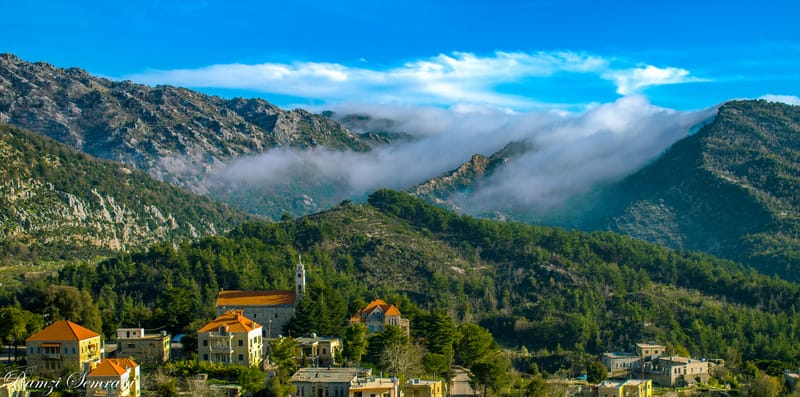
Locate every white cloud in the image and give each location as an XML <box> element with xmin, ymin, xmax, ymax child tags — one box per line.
<box><xmin>603</xmin><ymin>65</ymin><xmax>699</xmax><ymax>95</ymax></box>
<box><xmin>760</xmin><ymin>94</ymin><xmax>800</xmax><ymax>105</ymax></box>
<box><xmin>212</xmin><ymin>97</ymin><xmax>716</xmax><ymax>212</ymax></box>
<box><xmin>125</xmin><ymin>51</ymin><xmax>700</xmax><ymax>110</ymax></box>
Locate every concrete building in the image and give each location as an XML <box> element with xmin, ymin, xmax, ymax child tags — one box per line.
<box><xmin>215</xmin><ymin>258</ymin><xmax>307</xmax><ymax>338</ymax></box>
<box><xmin>295</xmin><ymin>335</ymin><xmax>342</xmax><ymax>367</ymax></box>
<box><xmin>291</xmin><ymin>367</ymin><xmax>360</xmax><ymax>397</ymax></box>
<box><xmin>26</xmin><ymin>320</ymin><xmax>103</xmax><ymax>376</ymax></box>
<box><xmin>602</xmin><ymin>352</ymin><xmax>641</xmax><ymax>377</ymax></box>
<box><xmin>349</xmin><ymin>377</ymin><xmax>399</xmax><ymax>397</ymax></box>
<box><xmin>349</xmin><ymin>299</ymin><xmax>409</xmax><ymax>334</ymax></box>
<box><xmin>646</xmin><ymin>356</ymin><xmax>709</xmax><ymax>387</ymax></box>
<box><xmin>115</xmin><ymin>328</ymin><xmax>170</xmax><ymax>366</ymax></box>
<box><xmin>85</xmin><ymin>357</ymin><xmax>140</xmax><ymax>397</ymax></box>
<box><xmin>198</xmin><ymin>310</ymin><xmax>263</xmax><ymax>367</ymax></box>
<box><xmin>401</xmin><ymin>379</ymin><xmax>445</xmax><ymax>397</ymax></box>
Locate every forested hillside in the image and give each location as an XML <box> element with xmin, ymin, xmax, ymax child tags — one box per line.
<box><xmin>562</xmin><ymin>100</ymin><xmax>800</xmax><ymax>281</ymax></box>
<box><xmin>11</xmin><ymin>190</ymin><xmax>799</xmax><ymax>370</ymax></box>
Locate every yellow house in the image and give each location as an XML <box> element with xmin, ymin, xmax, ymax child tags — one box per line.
<box><xmin>401</xmin><ymin>379</ymin><xmax>444</xmax><ymax>397</ymax></box>
<box><xmin>198</xmin><ymin>310</ymin><xmax>263</xmax><ymax>367</ymax></box>
<box><xmin>85</xmin><ymin>357</ymin><xmax>140</xmax><ymax>397</ymax></box>
<box><xmin>598</xmin><ymin>379</ymin><xmax>652</xmax><ymax>397</ymax></box>
<box><xmin>26</xmin><ymin>320</ymin><xmax>102</xmax><ymax>376</ymax></box>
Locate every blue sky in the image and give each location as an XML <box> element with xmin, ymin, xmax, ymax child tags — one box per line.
<box><xmin>2</xmin><ymin>0</ymin><xmax>799</xmax><ymax>111</ymax></box>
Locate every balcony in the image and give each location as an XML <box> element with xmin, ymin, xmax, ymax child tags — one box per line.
<box><xmin>43</xmin><ymin>353</ymin><xmax>62</xmax><ymax>359</ymax></box>
<box><xmin>209</xmin><ymin>344</ymin><xmax>233</xmax><ymax>353</ymax></box>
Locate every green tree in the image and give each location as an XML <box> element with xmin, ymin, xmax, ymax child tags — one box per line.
<box><xmin>526</xmin><ymin>375</ymin><xmax>550</xmax><ymax>397</ymax></box>
<box><xmin>586</xmin><ymin>360</ymin><xmax>608</xmax><ymax>383</ymax></box>
<box><xmin>343</xmin><ymin>323</ymin><xmax>369</xmax><ymax>365</ymax></box>
<box><xmin>366</xmin><ymin>325</ymin><xmax>409</xmax><ymax>365</ymax></box>
<box><xmin>743</xmin><ymin>371</ymin><xmax>782</xmax><ymax>397</ymax></box>
<box><xmin>269</xmin><ymin>337</ymin><xmax>298</xmax><ymax>376</ymax></box>
<box><xmin>470</xmin><ymin>350</ymin><xmax>512</xmax><ymax>397</ymax></box>
<box><xmin>0</xmin><ymin>307</ymin><xmax>44</xmax><ymax>362</ymax></box>
<box><xmin>455</xmin><ymin>323</ymin><xmax>496</xmax><ymax>367</ymax></box>
<box><xmin>32</xmin><ymin>285</ymin><xmax>102</xmax><ymax>332</ymax></box>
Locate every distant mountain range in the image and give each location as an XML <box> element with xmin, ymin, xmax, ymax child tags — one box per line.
<box><xmin>0</xmin><ymin>53</ymin><xmax>395</xmax><ymax>218</ymax></box>
<box><xmin>0</xmin><ymin>123</ymin><xmax>249</xmax><ymax>261</ymax></box>
<box><xmin>413</xmin><ymin>100</ymin><xmax>800</xmax><ymax>281</ymax></box>
<box><xmin>3</xmin><ymin>53</ymin><xmax>800</xmax><ymax>280</ymax></box>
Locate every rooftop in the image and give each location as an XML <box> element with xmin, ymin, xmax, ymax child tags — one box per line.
<box><xmin>199</xmin><ymin>310</ymin><xmax>261</xmax><ymax>333</ymax></box>
<box><xmin>216</xmin><ymin>290</ymin><xmax>296</xmax><ymax>307</ymax></box>
<box><xmin>26</xmin><ymin>320</ymin><xmax>101</xmax><ymax>342</ymax></box>
<box><xmin>350</xmin><ymin>299</ymin><xmax>402</xmax><ymax>322</ymax></box>
<box><xmin>89</xmin><ymin>359</ymin><xmax>128</xmax><ymax>377</ymax></box>
<box><xmin>292</xmin><ymin>367</ymin><xmax>359</xmax><ymax>383</ymax></box>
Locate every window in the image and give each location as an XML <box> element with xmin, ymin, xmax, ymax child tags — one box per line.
<box><xmin>203</xmin><ymin>354</ymin><xmax>208</xmax><ymax>360</ymax></box>
<box><xmin>29</xmin><ymin>347</ymin><xmax>33</xmax><ymax>353</ymax></box>
<box><xmin>203</xmin><ymin>340</ymin><xmax>208</xmax><ymax>346</ymax></box>
<box><xmin>274</xmin><ymin>313</ymin><xmax>278</xmax><ymax>318</ymax></box>
<box><xmin>238</xmin><ymin>339</ymin><xmax>243</xmax><ymax>347</ymax></box>
<box><xmin>72</xmin><ymin>347</ymin><xmax>76</xmax><ymax>354</ymax></box>
<box><xmin>239</xmin><ymin>354</ymin><xmax>244</xmax><ymax>361</ymax></box>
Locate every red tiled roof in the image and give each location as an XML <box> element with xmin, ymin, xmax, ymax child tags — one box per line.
<box><xmin>26</xmin><ymin>320</ymin><xmax>100</xmax><ymax>342</ymax></box>
<box><xmin>198</xmin><ymin>310</ymin><xmax>261</xmax><ymax>333</ymax></box>
<box><xmin>89</xmin><ymin>359</ymin><xmax>127</xmax><ymax>377</ymax></box>
<box><xmin>216</xmin><ymin>290</ymin><xmax>296</xmax><ymax>306</ymax></box>
<box><xmin>350</xmin><ymin>299</ymin><xmax>403</xmax><ymax>322</ymax></box>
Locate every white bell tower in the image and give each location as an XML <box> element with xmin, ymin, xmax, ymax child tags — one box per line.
<box><xmin>295</xmin><ymin>255</ymin><xmax>306</xmax><ymax>298</ymax></box>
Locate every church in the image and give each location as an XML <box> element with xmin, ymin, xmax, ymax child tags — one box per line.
<box><xmin>215</xmin><ymin>257</ymin><xmax>306</xmax><ymax>338</ymax></box>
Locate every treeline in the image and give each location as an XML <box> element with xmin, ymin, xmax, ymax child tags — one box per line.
<box><xmin>4</xmin><ymin>189</ymin><xmax>800</xmax><ymax>368</ymax></box>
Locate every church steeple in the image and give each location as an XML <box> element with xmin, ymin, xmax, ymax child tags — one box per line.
<box><xmin>295</xmin><ymin>255</ymin><xmax>306</xmax><ymax>298</ymax></box>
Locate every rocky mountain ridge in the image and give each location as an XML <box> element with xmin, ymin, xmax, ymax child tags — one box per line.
<box><xmin>0</xmin><ymin>123</ymin><xmax>249</xmax><ymax>262</ymax></box>
<box><xmin>0</xmin><ymin>53</ymin><xmax>373</xmax><ymax>193</ymax></box>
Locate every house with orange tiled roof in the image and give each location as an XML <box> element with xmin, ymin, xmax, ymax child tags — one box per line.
<box><xmin>84</xmin><ymin>357</ymin><xmax>141</xmax><ymax>397</ymax></box>
<box><xmin>198</xmin><ymin>310</ymin><xmax>264</xmax><ymax>367</ymax></box>
<box><xmin>349</xmin><ymin>299</ymin><xmax>410</xmax><ymax>334</ymax></box>
<box><xmin>26</xmin><ymin>320</ymin><xmax>102</xmax><ymax>376</ymax></box>
<box><xmin>215</xmin><ymin>257</ymin><xmax>307</xmax><ymax>338</ymax></box>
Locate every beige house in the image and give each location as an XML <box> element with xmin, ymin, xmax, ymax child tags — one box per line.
<box><xmin>198</xmin><ymin>310</ymin><xmax>263</xmax><ymax>367</ymax></box>
<box><xmin>85</xmin><ymin>357</ymin><xmax>140</xmax><ymax>397</ymax></box>
<box><xmin>635</xmin><ymin>343</ymin><xmax>665</xmax><ymax>361</ymax></box>
<box><xmin>646</xmin><ymin>356</ymin><xmax>709</xmax><ymax>387</ymax></box>
<box><xmin>26</xmin><ymin>320</ymin><xmax>102</xmax><ymax>376</ymax></box>
<box><xmin>349</xmin><ymin>299</ymin><xmax>409</xmax><ymax>334</ymax></box>
<box><xmin>115</xmin><ymin>328</ymin><xmax>170</xmax><ymax>366</ymax></box>
<box><xmin>295</xmin><ymin>335</ymin><xmax>342</xmax><ymax>367</ymax></box>
<box><xmin>401</xmin><ymin>379</ymin><xmax>445</xmax><ymax>397</ymax></box>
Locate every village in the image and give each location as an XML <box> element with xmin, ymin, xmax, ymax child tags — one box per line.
<box><xmin>0</xmin><ymin>260</ymin><xmax>795</xmax><ymax>397</ymax></box>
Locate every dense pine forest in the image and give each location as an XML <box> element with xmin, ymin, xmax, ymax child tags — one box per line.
<box><xmin>4</xmin><ymin>190</ymin><xmax>799</xmax><ymax>380</ymax></box>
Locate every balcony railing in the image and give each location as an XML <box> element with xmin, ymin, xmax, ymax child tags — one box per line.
<box><xmin>209</xmin><ymin>344</ymin><xmax>233</xmax><ymax>353</ymax></box>
<box><xmin>43</xmin><ymin>353</ymin><xmax>62</xmax><ymax>359</ymax></box>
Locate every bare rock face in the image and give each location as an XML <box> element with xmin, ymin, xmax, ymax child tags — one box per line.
<box><xmin>0</xmin><ymin>53</ymin><xmax>369</xmax><ymax>193</ymax></box>
<box><xmin>0</xmin><ymin>123</ymin><xmax>249</xmax><ymax>261</ymax></box>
